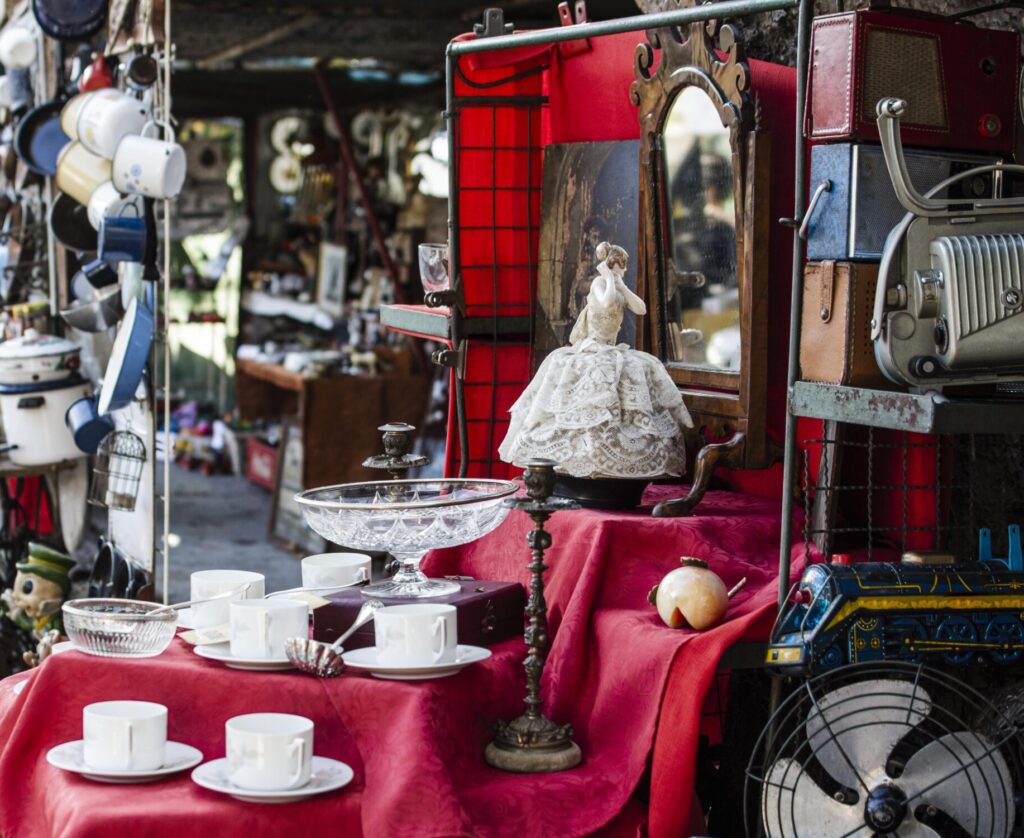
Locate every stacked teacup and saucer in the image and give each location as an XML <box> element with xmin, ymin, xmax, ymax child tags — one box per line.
<box><xmin>47</xmin><ymin>701</ymin><xmax>203</xmax><ymax>783</ymax></box>
<box><xmin>341</xmin><ymin>603</ymin><xmax>491</xmax><ymax>680</ymax></box>
<box><xmin>191</xmin><ymin>713</ymin><xmax>353</xmax><ymax>803</ymax></box>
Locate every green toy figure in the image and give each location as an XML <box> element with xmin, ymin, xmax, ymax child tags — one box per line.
<box><xmin>1</xmin><ymin>543</ymin><xmax>75</xmax><ymax>667</ymax></box>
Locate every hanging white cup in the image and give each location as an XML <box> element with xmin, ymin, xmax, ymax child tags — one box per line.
<box><xmin>76</xmin><ymin>89</ymin><xmax>148</xmax><ymax>159</ymax></box>
<box><xmin>55</xmin><ymin>142</ymin><xmax>112</xmax><ymax>206</ymax></box>
<box><xmin>0</xmin><ymin>27</ymin><xmax>37</xmax><ymax>71</ymax></box>
<box><xmin>87</xmin><ymin>181</ymin><xmax>130</xmax><ymax>230</ymax></box>
<box><xmin>112</xmin><ymin>121</ymin><xmax>186</xmax><ymax>200</ymax></box>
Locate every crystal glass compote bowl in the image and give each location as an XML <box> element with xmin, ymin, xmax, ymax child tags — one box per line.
<box><xmin>295</xmin><ymin>479</ymin><xmax>519</xmax><ymax>598</ymax></box>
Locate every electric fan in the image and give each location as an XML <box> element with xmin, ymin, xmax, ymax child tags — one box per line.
<box><xmin>745</xmin><ymin>662</ymin><xmax>1023</xmax><ymax>837</ymax></box>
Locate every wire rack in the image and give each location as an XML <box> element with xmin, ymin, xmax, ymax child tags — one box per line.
<box><xmin>795</xmin><ymin>429</ymin><xmax>1024</xmax><ymax>563</ymax></box>
<box><xmin>89</xmin><ymin>431</ymin><xmax>147</xmax><ymax>513</ymax></box>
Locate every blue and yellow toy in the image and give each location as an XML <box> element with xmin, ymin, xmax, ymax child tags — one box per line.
<box><xmin>767</xmin><ymin>526</ymin><xmax>1024</xmax><ymax>673</ymax></box>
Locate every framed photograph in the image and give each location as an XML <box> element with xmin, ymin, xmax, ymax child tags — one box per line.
<box><xmin>535</xmin><ymin>140</ymin><xmax>640</xmax><ymax>369</ymax></box>
<box><xmin>269</xmin><ymin>419</ymin><xmax>328</xmax><ymax>555</ymax></box>
<box><xmin>316</xmin><ymin>242</ymin><xmax>348</xmax><ymax>319</ymax></box>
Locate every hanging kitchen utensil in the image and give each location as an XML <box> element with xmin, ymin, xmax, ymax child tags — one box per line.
<box><xmin>32</xmin><ymin>0</ymin><xmax>106</xmax><ymax>41</ymax></box>
<box><xmin>88</xmin><ymin>429</ymin><xmax>145</xmax><ymax>511</ymax></box>
<box><xmin>77</xmin><ymin>53</ymin><xmax>113</xmax><ymax>92</ymax></box>
<box><xmin>65</xmin><ymin>394</ymin><xmax>115</xmax><ymax>452</ymax></box>
<box><xmin>125</xmin><ymin>53</ymin><xmax>158</xmax><ymax>90</ymax></box>
<box><xmin>0</xmin><ymin>330</ymin><xmax>81</xmax><ymax>385</ymax></box>
<box><xmin>97</xmin><ymin>295</ymin><xmax>153</xmax><ymax>415</ymax></box>
<box><xmin>60</xmin><ymin>282</ymin><xmax>123</xmax><ymax>332</ymax></box>
<box><xmin>15</xmin><ymin>41</ymin><xmax>70</xmax><ymax>176</ymax></box>
<box><xmin>88</xmin><ymin>538</ymin><xmax>146</xmax><ymax>598</ymax></box>
<box><xmin>49</xmin><ymin>191</ymin><xmax>98</xmax><ymax>252</ymax></box>
<box><xmin>0</xmin><ymin>375</ymin><xmax>91</xmax><ymax>465</ymax></box>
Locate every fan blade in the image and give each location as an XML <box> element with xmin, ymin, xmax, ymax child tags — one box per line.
<box><xmin>762</xmin><ymin>758</ymin><xmax>868</xmax><ymax>838</ymax></box>
<box><xmin>900</xmin><ymin>731</ymin><xmax>1014</xmax><ymax>838</ymax></box>
<box><xmin>806</xmin><ymin>679</ymin><xmax>931</xmax><ymax>790</ymax></box>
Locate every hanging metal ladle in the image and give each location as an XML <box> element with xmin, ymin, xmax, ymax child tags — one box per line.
<box><xmin>285</xmin><ymin>599</ymin><xmax>384</xmax><ymax>678</ymax></box>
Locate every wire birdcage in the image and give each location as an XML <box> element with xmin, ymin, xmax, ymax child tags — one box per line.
<box><xmin>89</xmin><ymin>431</ymin><xmax>146</xmax><ymax>512</ymax></box>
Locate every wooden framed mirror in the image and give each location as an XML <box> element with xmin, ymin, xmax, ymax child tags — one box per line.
<box><xmin>631</xmin><ymin>18</ymin><xmax>782</xmax><ymax>516</ymax></box>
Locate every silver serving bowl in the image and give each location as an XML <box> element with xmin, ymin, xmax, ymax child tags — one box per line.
<box><xmin>62</xmin><ymin>598</ymin><xmax>177</xmax><ymax>658</ymax></box>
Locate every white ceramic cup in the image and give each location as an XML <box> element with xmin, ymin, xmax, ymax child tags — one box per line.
<box><xmin>82</xmin><ymin>700</ymin><xmax>167</xmax><ymax>772</ymax></box>
<box><xmin>301</xmin><ymin>553</ymin><xmax>371</xmax><ymax>589</ymax></box>
<box><xmin>87</xmin><ymin>182</ymin><xmax>131</xmax><ymax>230</ymax></box>
<box><xmin>0</xmin><ymin>27</ymin><xmax>36</xmax><ymax>70</ymax></box>
<box><xmin>375</xmin><ymin>603</ymin><xmax>457</xmax><ymax>666</ymax></box>
<box><xmin>112</xmin><ymin>121</ymin><xmax>186</xmax><ymax>199</ymax></box>
<box><xmin>226</xmin><ymin>713</ymin><xmax>313</xmax><ymax>791</ymax></box>
<box><xmin>55</xmin><ymin>142</ymin><xmax>113</xmax><ymax>206</ymax></box>
<box><xmin>190</xmin><ymin>569</ymin><xmax>265</xmax><ymax>629</ymax></box>
<box><xmin>229</xmin><ymin>599</ymin><xmax>308</xmax><ymax>660</ymax></box>
<box><xmin>77</xmin><ymin>89</ymin><xmax>149</xmax><ymax>159</ymax></box>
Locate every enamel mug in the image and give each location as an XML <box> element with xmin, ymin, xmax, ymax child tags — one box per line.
<box><xmin>98</xmin><ymin>202</ymin><xmax>146</xmax><ymax>263</ymax></box>
<box><xmin>87</xmin><ymin>182</ymin><xmax>126</xmax><ymax>230</ymax></box>
<box><xmin>82</xmin><ymin>701</ymin><xmax>167</xmax><ymax>771</ymax></box>
<box><xmin>60</xmin><ymin>92</ymin><xmax>95</xmax><ymax>142</ymax></box>
<box><xmin>112</xmin><ymin>121</ymin><xmax>186</xmax><ymax>200</ymax></box>
<box><xmin>77</xmin><ymin>89</ymin><xmax>148</xmax><ymax>159</ymax></box>
<box><xmin>0</xmin><ymin>27</ymin><xmax>36</xmax><ymax>70</ymax></box>
<box><xmin>55</xmin><ymin>142</ymin><xmax>112</xmax><ymax>206</ymax></box>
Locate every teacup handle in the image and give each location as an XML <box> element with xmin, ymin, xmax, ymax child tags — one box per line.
<box><xmin>431</xmin><ymin>616</ymin><xmax>447</xmax><ymax>664</ymax></box>
<box><xmin>287</xmin><ymin>737</ymin><xmax>306</xmax><ymax>788</ymax></box>
<box><xmin>141</xmin><ymin>119</ymin><xmax>175</xmax><ymax>143</ymax></box>
<box><xmin>356</xmin><ymin>567</ymin><xmax>369</xmax><ymax>584</ymax></box>
<box><xmin>259</xmin><ymin>612</ymin><xmax>271</xmax><ymax>657</ymax></box>
<box><xmin>121</xmin><ymin>720</ymin><xmax>134</xmax><ymax>770</ymax></box>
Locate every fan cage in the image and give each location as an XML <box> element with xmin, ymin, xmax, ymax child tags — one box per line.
<box><xmin>88</xmin><ymin>431</ymin><xmax>146</xmax><ymax>513</ymax></box>
<box><xmin>744</xmin><ymin>662</ymin><xmax>1024</xmax><ymax>838</ymax></box>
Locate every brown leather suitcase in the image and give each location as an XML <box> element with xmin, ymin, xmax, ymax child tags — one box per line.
<box><xmin>800</xmin><ymin>261</ymin><xmax>891</xmax><ymax>389</ymax></box>
<box><xmin>806</xmin><ymin>9</ymin><xmax>1019</xmax><ymax>155</ymax></box>
<box><xmin>312</xmin><ymin>579</ymin><xmax>525</xmax><ymax>650</ymax></box>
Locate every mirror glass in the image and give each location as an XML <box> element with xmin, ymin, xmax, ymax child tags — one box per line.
<box><xmin>662</xmin><ymin>86</ymin><xmax>739</xmax><ymax>371</ymax></box>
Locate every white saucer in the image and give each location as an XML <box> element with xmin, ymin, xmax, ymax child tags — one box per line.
<box><xmin>193</xmin><ymin>643</ymin><xmax>295</xmax><ymax>671</ymax></box>
<box><xmin>191</xmin><ymin>756</ymin><xmax>354</xmax><ymax>803</ymax></box>
<box><xmin>47</xmin><ymin>740</ymin><xmax>204</xmax><ymax>783</ymax></box>
<box><xmin>341</xmin><ymin>644</ymin><xmax>491</xmax><ymax>680</ymax></box>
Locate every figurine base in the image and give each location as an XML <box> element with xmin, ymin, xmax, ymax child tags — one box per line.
<box><xmin>484</xmin><ymin>739</ymin><xmax>582</xmax><ymax>773</ymax></box>
<box><xmin>553</xmin><ymin>475</ymin><xmax>649</xmax><ymax>510</ymax></box>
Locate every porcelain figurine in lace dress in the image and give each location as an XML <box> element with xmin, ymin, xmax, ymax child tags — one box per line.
<box><xmin>499</xmin><ymin>242</ymin><xmax>693</xmax><ymax>478</ymax></box>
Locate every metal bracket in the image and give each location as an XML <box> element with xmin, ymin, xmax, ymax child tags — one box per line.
<box><xmin>780</xmin><ymin>179</ymin><xmax>831</xmax><ymax>239</ymax></box>
<box><xmin>432</xmin><ymin>340</ymin><xmax>466</xmax><ymax>380</ymax></box>
<box><xmin>474</xmin><ymin>9</ymin><xmax>514</xmax><ymax>38</ymax></box>
<box><xmin>558</xmin><ymin>1</ymin><xmax>591</xmax><ymax>57</ymax></box>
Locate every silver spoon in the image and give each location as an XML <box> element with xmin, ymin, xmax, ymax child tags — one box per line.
<box><xmin>148</xmin><ymin>582</ymin><xmax>254</xmax><ymax>615</ymax></box>
<box><xmin>285</xmin><ymin>599</ymin><xmax>384</xmax><ymax>678</ymax></box>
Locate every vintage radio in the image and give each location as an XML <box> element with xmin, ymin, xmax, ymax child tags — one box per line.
<box><xmin>872</xmin><ymin>97</ymin><xmax>1024</xmax><ymax>391</ymax></box>
<box><xmin>805</xmin><ymin>143</ymin><xmax>999</xmax><ymax>261</ymax></box>
<box><xmin>806</xmin><ymin>8</ymin><xmax>1020</xmax><ymax>154</ymax></box>
<box><xmin>800</xmin><ymin>261</ymin><xmax>890</xmax><ymax>388</ymax></box>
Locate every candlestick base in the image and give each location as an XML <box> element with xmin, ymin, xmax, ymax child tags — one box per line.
<box><xmin>485</xmin><ymin>715</ymin><xmax>582</xmax><ymax>773</ymax></box>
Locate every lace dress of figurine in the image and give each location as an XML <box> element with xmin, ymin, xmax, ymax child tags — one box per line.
<box><xmin>499</xmin><ymin>261</ymin><xmax>693</xmax><ymax>479</ymax></box>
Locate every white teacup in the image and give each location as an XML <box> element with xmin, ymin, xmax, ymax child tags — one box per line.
<box><xmin>76</xmin><ymin>89</ymin><xmax>149</xmax><ymax>159</ymax></box>
<box><xmin>301</xmin><ymin>553</ymin><xmax>371</xmax><ymax>589</ymax></box>
<box><xmin>230</xmin><ymin>599</ymin><xmax>307</xmax><ymax>660</ymax></box>
<box><xmin>83</xmin><ymin>700</ymin><xmax>167</xmax><ymax>772</ymax></box>
<box><xmin>375</xmin><ymin>604</ymin><xmax>457</xmax><ymax>666</ymax></box>
<box><xmin>226</xmin><ymin>713</ymin><xmax>313</xmax><ymax>791</ymax></box>
<box><xmin>112</xmin><ymin>121</ymin><xmax>186</xmax><ymax>200</ymax></box>
<box><xmin>87</xmin><ymin>182</ymin><xmax>131</xmax><ymax>231</ymax></box>
<box><xmin>190</xmin><ymin>569</ymin><xmax>265</xmax><ymax>629</ymax></box>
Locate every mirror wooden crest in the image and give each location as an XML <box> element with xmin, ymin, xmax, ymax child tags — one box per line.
<box><xmin>631</xmin><ymin>17</ymin><xmax>782</xmax><ymax>516</ymax></box>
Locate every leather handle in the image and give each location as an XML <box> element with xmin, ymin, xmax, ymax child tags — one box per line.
<box><xmin>819</xmin><ymin>260</ymin><xmax>836</xmax><ymax>323</ymax></box>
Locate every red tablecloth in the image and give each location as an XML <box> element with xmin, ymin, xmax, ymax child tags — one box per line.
<box><xmin>0</xmin><ymin>487</ymin><xmax>803</xmax><ymax>838</ymax></box>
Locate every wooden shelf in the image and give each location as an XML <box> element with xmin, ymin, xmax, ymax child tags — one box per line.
<box><xmin>381</xmin><ymin>303</ymin><xmax>534</xmax><ymax>343</ymax></box>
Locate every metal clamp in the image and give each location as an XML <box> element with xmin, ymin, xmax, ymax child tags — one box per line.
<box><xmin>474</xmin><ymin>8</ymin><xmax>514</xmax><ymax>38</ymax></box>
<box><xmin>432</xmin><ymin>340</ymin><xmax>466</xmax><ymax>379</ymax></box>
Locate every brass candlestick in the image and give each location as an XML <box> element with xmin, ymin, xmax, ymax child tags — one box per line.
<box><xmin>362</xmin><ymin>423</ymin><xmax>430</xmax><ymax>481</ymax></box>
<box><xmin>485</xmin><ymin>459</ymin><xmax>582</xmax><ymax>773</ymax></box>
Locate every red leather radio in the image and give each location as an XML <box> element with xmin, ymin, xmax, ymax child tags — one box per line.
<box><xmin>806</xmin><ymin>9</ymin><xmax>1020</xmax><ymax>154</ymax></box>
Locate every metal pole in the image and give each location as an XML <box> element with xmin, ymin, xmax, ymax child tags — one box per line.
<box><xmin>449</xmin><ymin>0</ymin><xmax>798</xmax><ymax>56</ymax></box>
<box><xmin>776</xmin><ymin>0</ymin><xmax>813</xmax><ymax>610</ymax></box>
<box><xmin>445</xmin><ymin>48</ymin><xmax>469</xmax><ymax>478</ymax></box>
<box><xmin>161</xmin><ymin>0</ymin><xmax>174</xmax><ymax>606</ymax></box>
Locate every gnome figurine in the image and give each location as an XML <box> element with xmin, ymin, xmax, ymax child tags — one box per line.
<box><xmin>1</xmin><ymin>543</ymin><xmax>75</xmax><ymax>667</ymax></box>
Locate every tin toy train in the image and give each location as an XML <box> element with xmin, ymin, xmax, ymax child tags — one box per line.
<box><xmin>766</xmin><ymin>526</ymin><xmax>1024</xmax><ymax>673</ymax></box>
